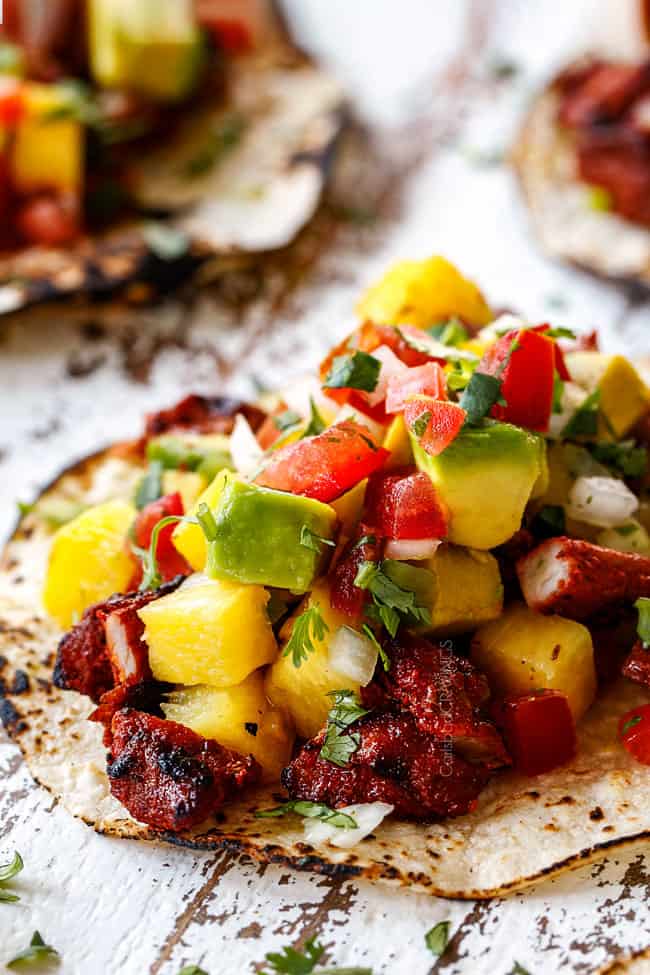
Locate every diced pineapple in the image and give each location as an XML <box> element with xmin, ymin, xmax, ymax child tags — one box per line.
<box><xmin>172</xmin><ymin>469</ymin><xmax>229</xmax><ymax>571</ymax></box>
<box><xmin>162</xmin><ymin>470</ymin><xmax>206</xmax><ymax>512</ymax></box>
<box><xmin>355</xmin><ymin>256</ymin><xmax>493</xmax><ymax>329</ymax></box>
<box><xmin>422</xmin><ymin>545</ymin><xmax>503</xmax><ymax>635</ymax></box>
<box><xmin>564</xmin><ymin>351</ymin><xmax>650</xmax><ymax>439</ymax></box>
<box><xmin>471</xmin><ymin>604</ymin><xmax>596</xmax><ymax>720</ymax></box>
<box><xmin>597</xmin><ymin>520</ymin><xmax>650</xmax><ymax>555</ymax></box>
<box><xmin>139</xmin><ymin>574</ymin><xmax>277</xmax><ymax>687</ymax></box>
<box><xmin>43</xmin><ymin>500</ymin><xmax>135</xmax><ymax>629</ymax></box>
<box><xmin>330</xmin><ymin>479</ymin><xmax>367</xmax><ymax>538</ymax></box>
<box><xmin>11</xmin><ymin>83</ymin><xmax>83</xmax><ymax>193</ymax></box>
<box><xmin>383</xmin><ymin>415</ymin><xmax>414</xmax><ymax>469</ymax></box>
<box><xmin>162</xmin><ymin>672</ymin><xmax>294</xmax><ymax>782</ymax></box>
<box><xmin>536</xmin><ymin>442</ymin><xmax>574</xmax><ymax>507</ymax></box>
<box><xmin>265</xmin><ymin>581</ymin><xmax>359</xmax><ymax>738</ymax></box>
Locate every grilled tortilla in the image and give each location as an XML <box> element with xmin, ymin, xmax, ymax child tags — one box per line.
<box><xmin>2</xmin><ymin>446</ymin><xmax>650</xmax><ymax>900</ymax></box>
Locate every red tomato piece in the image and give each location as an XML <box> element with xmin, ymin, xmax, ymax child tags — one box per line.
<box><xmin>133</xmin><ymin>492</ymin><xmax>191</xmax><ymax>582</ymax></box>
<box><xmin>403</xmin><ymin>397</ymin><xmax>466</xmax><ymax>456</ymax></box>
<box><xmin>255</xmin><ymin>420</ymin><xmax>389</xmax><ymax>502</ymax></box>
<box><xmin>532</xmin><ymin>324</ymin><xmax>571</xmax><ymax>380</ymax></box>
<box><xmin>364</xmin><ymin>470</ymin><xmax>448</xmax><ymax>540</ymax></box>
<box><xmin>479</xmin><ymin>328</ymin><xmax>555</xmax><ymax>431</ymax></box>
<box><xmin>385</xmin><ymin>362</ymin><xmax>447</xmax><ymax>414</ymax></box>
<box><xmin>619</xmin><ymin>703</ymin><xmax>650</xmax><ymax>765</ymax></box>
<box><xmin>329</xmin><ymin>526</ymin><xmax>381</xmax><ymax>618</ymax></box>
<box><xmin>0</xmin><ymin>79</ymin><xmax>25</xmax><ymax>125</ymax></box>
<box><xmin>256</xmin><ymin>402</ymin><xmax>291</xmax><ymax>450</ymax></box>
<box><xmin>205</xmin><ymin>19</ymin><xmax>253</xmax><ymax>52</ymax></box>
<box><xmin>16</xmin><ymin>193</ymin><xmax>81</xmax><ymax>246</ymax></box>
<box><xmin>495</xmin><ymin>690</ymin><xmax>576</xmax><ymax>776</ymax></box>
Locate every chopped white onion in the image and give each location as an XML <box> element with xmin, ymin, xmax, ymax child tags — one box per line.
<box><xmin>303</xmin><ymin>802</ymin><xmax>394</xmax><ymax>849</ymax></box>
<box><xmin>566</xmin><ymin>475</ymin><xmax>638</xmax><ymax>528</ymax></box>
<box><xmin>334</xmin><ymin>403</ymin><xmax>386</xmax><ymax>443</ymax></box>
<box><xmin>384</xmin><ymin>537</ymin><xmax>442</xmax><ymax>561</ymax></box>
<box><xmin>365</xmin><ymin>344</ymin><xmax>407</xmax><ymax>407</ymax></box>
<box><xmin>547</xmin><ymin>382</ymin><xmax>591</xmax><ymax>440</ymax></box>
<box><xmin>477</xmin><ymin>314</ymin><xmax>528</xmax><ymax>344</ymax></box>
<box><xmin>230</xmin><ymin>413</ymin><xmax>264</xmax><ymax>478</ymax></box>
<box><xmin>328</xmin><ymin>625</ymin><xmax>378</xmax><ymax>686</ymax></box>
<box><xmin>278</xmin><ymin>374</ymin><xmax>334</xmax><ymax>423</ymax></box>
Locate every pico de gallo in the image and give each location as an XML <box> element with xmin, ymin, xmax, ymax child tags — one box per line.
<box><xmin>39</xmin><ymin>255</ymin><xmax>650</xmax><ymax>840</ymax></box>
<box><xmin>0</xmin><ymin>0</ymin><xmax>269</xmax><ymax>248</ymax></box>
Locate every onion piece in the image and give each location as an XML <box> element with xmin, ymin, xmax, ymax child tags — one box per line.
<box><xmin>566</xmin><ymin>475</ymin><xmax>638</xmax><ymax>528</ymax></box>
<box><xmin>384</xmin><ymin>537</ymin><xmax>442</xmax><ymax>561</ymax></box>
<box><xmin>548</xmin><ymin>382</ymin><xmax>591</xmax><ymax>440</ymax></box>
<box><xmin>328</xmin><ymin>625</ymin><xmax>378</xmax><ymax>686</ymax></box>
<box><xmin>365</xmin><ymin>345</ymin><xmax>407</xmax><ymax>407</ymax></box>
<box><xmin>230</xmin><ymin>413</ymin><xmax>264</xmax><ymax>477</ymax></box>
<box><xmin>477</xmin><ymin>314</ymin><xmax>528</xmax><ymax>344</ymax></box>
<box><xmin>303</xmin><ymin>802</ymin><xmax>394</xmax><ymax>849</ymax></box>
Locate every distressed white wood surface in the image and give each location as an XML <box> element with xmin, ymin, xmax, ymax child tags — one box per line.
<box><xmin>3</xmin><ymin>1</ymin><xmax>650</xmax><ymax>972</ymax></box>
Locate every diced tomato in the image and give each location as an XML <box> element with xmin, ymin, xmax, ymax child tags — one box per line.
<box><xmin>0</xmin><ymin>79</ymin><xmax>25</xmax><ymax>125</ymax></box>
<box><xmin>323</xmin><ymin>386</ymin><xmax>390</xmax><ymax>426</ymax></box>
<box><xmin>255</xmin><ymin>420</ymin><xmax>389</xmax><ymax>503</ymax></box>
<box><xmin>196</xmin><ymin>0</ymin><xmax>263</xmax><ymax>52</ymax></box>
<box><xmin>619</xmin><ymin>703</ymin><xmax>650</xmax><ymax>765</ymax></box>
<box><xmin>329</xmin><ymin>526</ymin><xmax>381</xmax><ymax>618</ymax></box>
<box><xmin>532</xmin><ymin>324</ymin><xmax>571</xmax><ymax>381</ymax></box>
<box><xmin>132</xmin><ymin>492</ymin><xmax>191</xmax><ymax>582</ymax></box>
<box><xmin>357</xmin><ymin>322</ymin><xmax>434</xmax><ymax>368</ymax></box>
<box><xmin>364</xmin><ymin>470</ymin><xmax>448</xmax><ymax>540</ymax></box>
<box><xmin>256</xmin><ymin>402</ymin><xmax>291</xmax><ymax>450</ymax></box>
<box><xmin>495</xmin><ymin>690</ymin><xmax>576</xmax><ymax>776</ymax></box>
<box><xmin>478</xmin><ymin>328</ymin><xmax>555</xmax><ymax>431</ymax></box>
<box><xmin>403</xmin><ymin>397</ymin><xmax>466</xmax><ymax>456</ymax></box>
<box><xmin>205</xmin><ymin>19</ymin><xmax>253</xmax><ymax>52</ymax></box>
<box><xmin>385</xmin><ymin>362</ymin><xmax>447</xmax><ymax>414</ymax></box>
<box><xmin>16</xmin><ymin>193</ymin><xmax>81</xmax><ymax>247</ymax></box>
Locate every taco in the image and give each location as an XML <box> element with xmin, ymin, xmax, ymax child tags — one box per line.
<box><xmin>0</xmin><ymin>1</ymin><xmax>344</xmax><ymax>314</ymax></box>
<box><xmin>4</xmin><ymin>255</ymin><xmax>650</xmax><ymax>900</ymax></box>
<box><xmin>513</xmin><ymin>55</ymin><xmax>650</xmax><ymax>288</ymax></box>
<box><xmin>600</xmin><ymin>947</ymin><xmax>650</xmax><ymax>974</ymax></box>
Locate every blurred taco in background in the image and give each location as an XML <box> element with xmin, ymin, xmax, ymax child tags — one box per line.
<box><xmin>0</xmin><ymin>0</ymin><xmax>345</xmax><ymax>313</ymax></box>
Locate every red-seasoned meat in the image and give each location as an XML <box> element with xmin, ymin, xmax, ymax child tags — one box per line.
<box><xmin>558</xmin><ymin>61</ymin><xmax>650</xmax><ymax>128</ymax></box>
<box><xmin>361</xmin><ymin>633</ymin><xmax>509</xmax><ymax>770</ymax></box>
<box><xmin>106</xmin><ymin>709</ymin><xmax>260</xmax><ymax>832</ymax></box>
<box><xmin>329</xmin><ymin>525</ymin><xmax>382</xmax><ymax>619</ymax></box>
<box><xmin>89</xmin><ymin>680</ymin><xmax>170</xmax><ymax>747</ymax></box>
<box><xmin>517</xmin><ymin>537</ymin><xmax>650</xmax><ymax>620</ymax></box>
<box><xmin>578</xmin><ymin>142</ymin><xmax>650</xmax><ymax>226</ymax></box>
<box><xmin>282</xmin><ymin>712</ymin><xmax>490</xmax><ymax>820</ymax></box>
<box><xmin>53</xmin><ymin>578</ymin><xmax>183</xmax><ymax>701</ymax></box>
<box><xmin>143</xmin><ymin>394</ymin><xmax>266</xmax><ymax>441</ymax></box>
<box><xmin>623</xmin><ymin>639</ymin><xmax>650</xmax><ymax>688</ymax></box>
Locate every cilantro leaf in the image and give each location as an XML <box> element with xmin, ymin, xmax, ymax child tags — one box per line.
<box><xmin>590</xmin><ymin>440</ymin><xmax>648</xmax><ymax>479</ymax></box>
<box><xmin>7</xmin><ymin>931</ymin><xmax>59</xmax><ymax>969</ymax></box>
<box><xmin>552</xmin><ymin>374</ymin><xmax>564</xmax><ymax>415</ymax></box>
<box><xmin>635</xmin><ymin>597</ymin><xmax>650</xmax><ymax>649</ymax></box>
<box><xmin>324</xmin><ymin>351</ymin><xmax>381</xmax><ymax>393</ymax></box>
<box><xmin>354</xmin><ymin>560</ymin><xmax>432</xmax><ymax>636</ymax></box>
<box><xmin>544</xmin><ymin>326</ymin><xmax>576</xmax><ymax>340</ymax></box>
<box><xmin>622</xmin><ymin>714</ymin><xmax>642</xmax><ymax>735</ymax></box>
<box><xmin>410</xmin><ymin>410</ymin><xmax>431</xmax><ymax>438</ymax></box>
<box><xmin>0</xmin><ymin>851</ymin><xmax>23</xmax><ymax>904</ymax></box>
<box><xmin>395</xmin><ymin>327</ymin><xmax>478</xmax><ymax>366</ymax></box>
<box><xmin>178</xmin><ymin>966</ymin><xmax>208</xmax><ymax>975</ymax></box>
<box><xmin>274</xmin><ymin>409</ymin><xmax>302</xmax><ymax>432</ymax></box>
<box><xmin>459</xmin><ymin>371</ymin><xmax>503</xmax><ymax>425</ymax></box>
<box><xmin>425</xmin><ymin>317</ymin><xmax>468</xmax><ymax>346</ymax></box>
<box><xmin>135</xmin><ymin>514</ymin><xmax>186</xmax><ymax>591</ymax></box>
<box><xmin>303</xmin><ymin>398</ymin><xmax>327</xmax><ymax>438</ymax></box>
<box><xmin>134</xmin><ymin>460</ymin><xmax>164</xmax><ymax>510</ymax></box>
<box><xmin>509</xmin><ymin>964</ymin><xmax>532</xmax><ymax>975</ymax></box>
<box><xmin>283</xmin><ymin>604</ymin><xmax>329</xmax><ymax>667</ymax></box>
<box><xmin>320</xmin><ymin>690</ymin><xmax>370</xmax><ymax>767</ymax></box>
<box><xmin>562</xmin><ymin>390</ymin><xmax>600</xmax><ymax>439</ymax></box>
<box><xmin>300</xmin><ymin>525</ymin><xmax>336</xmax><ymax>554</ymax></box>
<box><xmin>262</xmin><ymin>939</ymin><xmax>325</xmax><ymax>975</ymax></box>
<box><xmin>362</xmin><ymin>624</ymin><xmax>390</xmax><ymax>671</ymax></box>
<box><xmin>425</xmin><ymin>920</ymin><xmax>452</xmax><ymax>957</ymax></box>
<box><xmin>255</xmin><ymin>801</ymin><xmax>357</xmax><ymax>829</ymax></box>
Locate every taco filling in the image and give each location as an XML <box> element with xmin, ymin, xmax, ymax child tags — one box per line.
<box><xmin>6</xmin><ymin>256</ymin><xmax>650</xmax><ymax>887</ymax></box>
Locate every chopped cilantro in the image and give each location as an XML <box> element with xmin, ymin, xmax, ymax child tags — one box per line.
<box><xmin>410</xmin><ymin>410</ymin><xmax>431</xmax><ymax>438</ymax></box>
<box><xmin>255</xmin><ymin>802</ymin><xmax>357</xmax><ymax>829</ymax></box>
<box><xmin>362</xmin><ymin>624</ymin><xmax>390</xmax><ymax>671</ymax></box>
<box><xmin>300</xmin><ymin>524</ymin><xmax>336</xmax><ymax>554</ymax></box>
<box><xmin>354</xmin><ymin>560</ymin><xmax>431</xmax><ymax>636</ymax></box>
<box><xmin>178</xmin><ymin>967</ymin><xmax>209</xmax><ymax>975</ymax></box>
<box><xmin>622</xmin><ymin>715</ymin><xmax>642</xmax><ymax>735</ymax></box>
<box><xmin>425</xmin><ymin>920</ymin><xmax>452</xmax><ymax>957</ymax></box>
<box><xmin>283</xmin><ymin>604</ymin><xmax>329</xmax><ymax>667</ymax></box>
<box><xmin>544</xmin><ymin>326</ymin><xmax>576</xmax><ymax>340</ymax></box>
<box><xmin>134</xmin><ymin>460</ymin><xmax>164</xmax><ymax>510</ymax></box>
<box><xmin>274</xmin><ymin>409</ymin><xmax>302</xmax><ymax>432</ymax></box>
<box><xmin>552</xmin><ymin>374</ymin><xmax>565</xmax><ymax>415</ymax></box>
<box><xmin>302</xmin><ymin>398</ymin><xmax>327</xmax><ymax>438</ymax></box>
<box><xmin>590</xmin><ymin>440</ymin><xmax>648</xmax><ymax>479</ymax></box>
<box><xmin>396</xmin><ymin>327</ymin><xmax>478</xmax><ymax>366</ymax></box>
<box><xmin>324</xmin><ymin>351</ymin><xmax>381</xmax><ymax>393</ymax></box>
<box><xmin>635</xmin><ymin>597</ymin><xmax>650</xmax><ymax>649</ymax></box>
<box><xmin>320</xmin><ymin>690</ymin><xmax>370</xmax><ymax>767</ymax></box>
<box><xmin>426</xmin><ymin>317</ymin><xmax>468</xmax><ymax>346</ymax></box>
<box><xmin>616</xmin><ymin>523</ymin><xmax>638</xmax><ymax>537</ymax></box>
<box><xmin>7</xmin><ymin>932</ymin><xmax>59</xmax><ymax>969</ymax></box>
<box><xmin>561</xmin><ymin>390</ymin><xmax>600</xmax><ymax>439</ymax></box>
<box><xmin>459</xmin><ymin>372</ymin><xmax>503</xmax><ymax>425</ymax></box>
<box><xmin>509</xmin><ymin>964</ymin><xmax>532</xmax><ymax>975</ymax></box>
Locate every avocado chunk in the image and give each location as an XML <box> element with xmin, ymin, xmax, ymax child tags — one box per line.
<box><xmin>88</xmin><ymin>0</ymin><xmax>205</xmax><ymax>102</ymax></box>
<box><xmin>205</xmin><ymin>474</ymin><xmax>338</xmax><ymax>592</ymax></box>
<box><xmin>147</xmin><ymin>433</ymin><xmax>233</xmax><ymax>483</ymax></box>
<box><xmin>412</xmin><ymin>420</ymin><xmax>545</xmax><ymax>549</ymax></box>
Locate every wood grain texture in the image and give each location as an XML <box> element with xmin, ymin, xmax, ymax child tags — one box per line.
<box><xmin>3</xmin><ymin>0</ymin><xmax>650</xmax><ymax>972</ymax></box>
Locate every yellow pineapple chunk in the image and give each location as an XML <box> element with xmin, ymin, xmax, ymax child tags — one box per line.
<box><xmin>11</xmin><ymin>83</ymin><xmax>83</xmax><ymax>192</ymax></box>
<box><xmin>471</xmin><ymin>604</ymin><xmax>596</xmax><ymax>720</ymax></box>
<box><xmin>162</xmin><ymin>469</ymin><xmax>206</xmax><ymax>512</ymax></box>
<box><xmin>356</xmin><ymin>256</ymin><xmax>493</xmax><ymax>329</ymax></box>
<box><xmin>139</xmin><ymin>574</ymin><xmax>276</xmax><ymax>687</ymax></box>
<box><xmin>162</xmin><ymin>672</ymin><xmax>294</xmax><ymax>782</ymax></box>
<box><xmin>422</xmin><ymin>545</ymin><xmax>503</xmax><ymax>635</ymax></box>
<box><xmin>265</xmin><ymin>581</ymin><xmax>359</xmax><ymax>738</ymax></box>
<box><xmin>330</xmin><ymin>479</ymin><xmax>367</xmax><ymax>538</ymax></box>
<box><xmin>172</xmin><ymin>469</ymin><xmax>228</xmax><ymax>571</ymax></box>
<box><xmin>564</xmin><ymin>351</ymin><xmax>650</xmax><ymax>439</ymax></box>
<box><xmin>43</xmin><ymin>500</ymin><xmax>135</xmax><ymax>629</ymax></box>
<box><xmin>383</xmin><ymin>415</ymin><xmax>413</xmax><ymax>469</ymax></box>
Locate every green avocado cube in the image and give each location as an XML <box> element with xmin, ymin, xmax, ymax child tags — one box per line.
<box><xmin>206</xmin><ymin>477</ymin><xmax>337</xmax><ymax>592</ymax></box>
<box><xmin>412</xmin><ymin>420</ymin><xmax>545</xmax><ymax>550</ymax></box>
